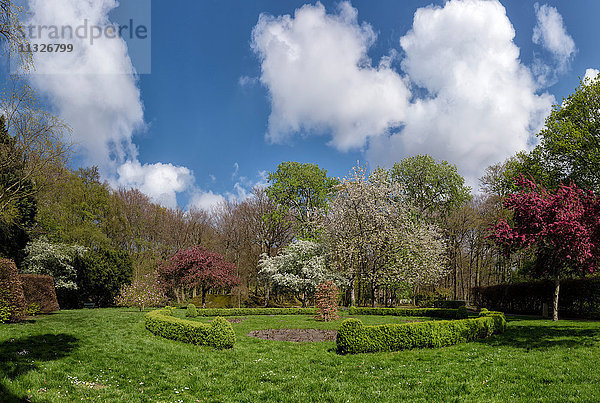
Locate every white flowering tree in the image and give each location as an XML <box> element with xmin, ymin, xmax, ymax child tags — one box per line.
<box><xmin>258</xmin><ymin>240</ymin><xmax>344</xmax><ymax>307</ymax></box>
<box><xmin>323</xmin><ymin>164</ymin><xmax>448</xmax><ymax>306</ymax></box>
<box><xmin>23</xmin><ymin>237</ymin><xmax>88</xmax><ymax>290</ymax></box>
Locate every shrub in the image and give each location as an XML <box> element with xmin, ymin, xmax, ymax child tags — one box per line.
<box><xmin>315</xmin><ymin>281</ymin><xmax>339</xmax><ymax>321</ymax></box>
<box><xmin>26</xmin><ymin>303</ymin><xmax>41</xmax><ymax>316</ymax></box>
<box><xmin>75</xmin><ymin>247</ymin><xmax>133</xmax><ymax>307</ymax></box>
<box><xmin>144</xmin><ymin>308</ymin><xmax>235</xmax><ymax>349</ymax></box>
<box><xmin>190</xmin><ymin>307</ymin><xmax>316</xmax><ymax>317</ymax></box>
<box><xmin>19</xmin><ymin>274</ymin><xmax>60</xmax><ymax>313</ymax></box>
<box><xmin>457</xmin><ymin>306</ymin><xmax>468</xmax><ymax>318</ymax></box>
<box><xmin>336</xmin><ymin>312</ymin><xmax>506</xmax><ymax>354</ymax></box>
<box><xmin>0</xmin><ymin>258</ymin><xmax>26</xmax><ymax>323</ymax></box>
<box><xmin>433</xmin><ymin>300</ymin><xmax>467</xmax><ymax>309</ymax></box>
<box><xmin>186</xmin><ymin>303</ymin><xmax>198</xmax><ymax>318</ymax></box>
<box><xmin>472</xmin><ymin>279</ymin><xmax>600</xmax><ymax>318</ymax></box>
<box><xmin>115</xmin><ymin>272</ymin><xmax>167</xmax><ymax>311</ymax></box>
<box><xmin>348</xmin><ymin>307</ymin><xmax>466</xmax><ymax>319</ymax></box>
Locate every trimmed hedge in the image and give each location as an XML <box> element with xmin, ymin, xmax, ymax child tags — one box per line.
<box><xmin>472</xmin><ymin>278</ymin><xmax>600</xmax><ymax>318</ymax></box>
<box><xmin>336</xmin><ymin>310</ymin><xmax>506</xmax><ymax>354</ymax></box>
<box><xmin>0</xmin><ymin>258</ymin><xmax>26</xmax><ymax>323</ymax></box>
<box><xmin>144</xmin><ymin>308</ymin><xmax>235</xmax><ymax>349</ymax></box>
<box><xmin>433</xmin><ymin>300</ymin><xmax>466</xmax><ymax>309</ymax></box>
<box><xmin>186</xmin><ymin>303</ymin><xmax>198</xmax><ymax>318</ymax></box>
<box><xmin>19</xmin><ymin>274</ymin><xmax>60</xmax><ymax>313</ymax></box>
<box><xmin>189</xmin><ymin>307</ymin><xmax>317</xmax><ymax>317</ymax></box>
<box><xmin>347</xmin><ymin>307</ymin><xmax>468</xmax><ymax>319</ymax></box>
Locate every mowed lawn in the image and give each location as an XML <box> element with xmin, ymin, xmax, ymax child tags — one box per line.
<box><xmin>1</xmin><ymin>309</ymin><xmax>600</xmax><ymax>402</ymax></box>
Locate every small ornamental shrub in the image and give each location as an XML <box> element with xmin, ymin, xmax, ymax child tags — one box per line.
<box><xmin>433</xmin><ymin>300</ymin><xmax>467</xmax><ymax>309</ymax></box>
<box><xmin>336</xmin><ymin>311</ymin><xmax>507</xmax><ymax>354</ymax></box>
<box><xmin>0</xmin><ymin>258</ymin><xmax>26</xmax><ymax>323</ymax></box>
<box><xmin>186</xmin><ymin>303</ymin><xmax>198</xmax><ymax>318</ymax></box>
<box><xmin>144</xmin><ymin>308</ymin><xmax>235</xmax><ymax>349</ymax></box>
<box><xmin>115</xmin><ymin>272</ymin><xmax>167</xmax><ymax>311</ymax></box>
<box><xmin>315</xmin><ymin>281</ymin><xmax>339</xmax><ymax>321</ymax></box>
<box><xmin>457</xmin><ymin>306</ymin><xmax>468</xmax><ymax>318</ymax></box>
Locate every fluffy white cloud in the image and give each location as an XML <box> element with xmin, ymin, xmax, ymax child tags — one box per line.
<box><xmin>188</xmin><ymin>190</ymin><xmax>226</xmax><ymax>213</ymax></box>
<box><xmin>584</xmin><ymin>68</ymin><xmax>599</xmax><ymax>83</ymax></box>
<box><xmin>116</xmin><ymin>160</ymin><xmax>194</xmax><ymax>209</ymax></box>
<box><xmin>251</xmin><ymin>2</ymin><xmax>410</xmax><ymax>151</ymax></box>
<box><xmin>253</xmin><ymin>0</ymin><xmax>556</xmax><ymax>187</ymax></box>
<box><xmin>532</xmin><ymin>3</ymin><xmax>576</xmax><ymax>69</ymax></box>
<box><xmin>23</xmin><ymin>0</ymin><xmax>196</xmax><ymax>207</ymax></box>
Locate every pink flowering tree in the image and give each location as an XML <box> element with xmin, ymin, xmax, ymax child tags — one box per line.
<box><xmin>489</xmin><ymin>176</ymin><xmax>600</xmax><ymax>320</ymax></box>
<box><xmin>115</xmin><ymin>271</ymin><xmax>167</xmax><ymax>311</ymax></box>
<box><xmin>160</xmin><ymin>245</ymin><xmax>239</xmax><ymax>308</ymax></box>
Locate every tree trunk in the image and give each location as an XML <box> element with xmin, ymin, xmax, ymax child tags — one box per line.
<box><xmin>174</xmin><ymin>286</ymin><xmax>181</xmax><ymax>304</ymax></box>
<box><xmin>553</xmin><ymin>276</ymin><xmax>560</xmax><ymax>321</ymax></box>
<box><xmin>192</xmin><ymin>287</ymin><xmax>197</xmax><ymax>298</ymax></box>
<box><xmin>350</xmin><ymin>277</ymin><xmax>356</xmax><ymax>307</ymax></box>
<box><xmin>202</xmin><ymin>288</ymin><xmax>207</xmax><ymax>309</ymax></box>
<box><xmin>264</xmin><ymin>282</ymin><xmax>270</xmax><ymax>307</ymax></box>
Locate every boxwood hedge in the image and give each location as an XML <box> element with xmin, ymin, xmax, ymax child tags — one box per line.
<box><xmin>144</xmin><ymin>307</ymin><xmax>235</xmax><ymax>349</ymax></box>
<box><xmin>188</xmin><ymin>307</ymin><xmax>317</xmax><ymax>317</ymax></box>
<box><xmin>347</xmin><ymin>306</ymin><xmax>468</xmax><ymax>319</ymax></box>
<box><xmin>336</xmin><ymin>310</ymin><xmax>506</xmax><ymax>354</ymax></box>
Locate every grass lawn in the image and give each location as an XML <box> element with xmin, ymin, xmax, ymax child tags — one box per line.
<box><xmin>1</xmin><ymin>309</ymin><xmax>600</xmax><ymax>402</ymax></box>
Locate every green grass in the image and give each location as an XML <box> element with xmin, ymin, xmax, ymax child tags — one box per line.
<box><xmin>1</xmin><ymin>309</ymin><xmax>600</xmax><ymax>402</ymax></box>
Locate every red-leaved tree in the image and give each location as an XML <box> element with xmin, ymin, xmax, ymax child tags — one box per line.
<box><xmin>159</xmin><ymin>245</ymin><xmax>239</xmax><ymax>307</ymax></box>
<box><xmin>489</xmin><ymin>176</ymin><xmax>600</xmax><ymax>320</ymax></box>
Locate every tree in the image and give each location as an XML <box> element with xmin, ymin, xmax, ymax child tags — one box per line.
<box><xmin>159</xmin><ymin>245</ymin><xmax>239</xmax><ymax>307</ymax></box>
<box><xmin>258</xmin><ymin>240</ymin><xmax>344</xmax><ymax>307</ymax></box>
<box><xmin>324</xmin><ymin>164</ymin><xmax>447</xmax><ymax>306</ymax></box>
<box><xmin>489</xmin><ymin>176</ymin><xmax>600</xmax><ymax>320</ymax></box>
<box><xmin>115</xmin><ymin>271</ymin><xmax>167</xmax><ymax>311</ymax></box>
<box><xmin>516</xmin><ymin>75</ymin><xmax>600</xmax><ymax>192</ymax></box>
<box><xmin>390</xmin><ymin>155</ymin><xmax>471</xmax><ymax>219</ymax></box>
<box><xmin>266</xmin><ymin>161</ymin><xmax>339</xmax><ymax>238</ymax></box>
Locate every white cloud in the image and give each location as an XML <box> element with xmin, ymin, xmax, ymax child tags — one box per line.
<box><xmin>23</xmin><ymin>0</ymin><xmax>196</xmax><ymax>207</ymax></box>
<box><xmin>253</xmin><ymin>0</ymin><xmax>555</xmax><ymax>188</ymax></box>
<box><xmin>189</xmin><ymin>190</ymin><xmax>226</xmax><ymax>213</ymax></box>
<box><xmin>239</xmin><ymin>75</ymin><xmax>258</xmax><ymax>87</ymax></box>
<box><xmin>532</xmin><ymin>3</ymin><xmax>576</xmax><ymax>86</ymax></box>
<box><xmin>584</xmin><ymin>68</ymin><xmax>599</xmax><ymax>83</ymax></box>
<box><xmin>251</xmin><ymin>2</ymin><xmax>410</xmax><ymax>151</ymax></box>
<box><xmin>116</xmin><ymin>160</ymin><xmax>194</xmax><ymax>209</ymax></box>
<box><xmin>532</xmin><ymin>3</ymin><xmax>576</xmax><ymax>67</ymax></box>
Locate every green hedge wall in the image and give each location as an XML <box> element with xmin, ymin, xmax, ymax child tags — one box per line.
<box><xmin>347</xmin><ymin>307</ymin><xmax>468</xmax><ymax>319</ymax></box>
<box><xmin>144</xmin><ymin>308</ymin><xmax>235</xmax><ymax>349</ymax></box>
<box><xmin>336</xmin><ymin>310</ymin><xmax>506</xmax><ymax>354</ymax></box>
<box><xmin>189</xmin><ymin>307</ymin><xmax>317</xmax><ymax>317</ymax></box>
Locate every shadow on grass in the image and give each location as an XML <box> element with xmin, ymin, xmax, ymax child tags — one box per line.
<box><xmin>481</xmin><ymin>323</ymin><xmax>600</xmax><ymax>350</ymax></box>
<box><xmin>0</xmin><ymin>333</ymin><xmax>78</xmax><ymax>402</ymax></box>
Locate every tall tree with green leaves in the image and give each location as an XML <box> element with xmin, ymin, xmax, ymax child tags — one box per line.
<box><xmin>390</xmin><ymin>155</ymin><xmax>471</xmax><ymax>220</ymax></box>
<box><xmin>511</xmin><ymin>75</ymin><xmax>600</xmax><ymax>192</ymax></box>
<box><xmin>266</xmin><ymin>161</ymin><xmax>339</xmax><ymax>238</ymax></box>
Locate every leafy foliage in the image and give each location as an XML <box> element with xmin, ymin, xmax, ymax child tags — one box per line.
<box><xmin>489</xmin><ymin>176</ymin><xmax>600</xmax><ymax>319</ymax></box>
<box><xmin>186</xmin><ymin>303</ymin><xmax>198</xmax><ymax>318</ymax></box>
<box><xmin>159</xmin><ymin>245</ymin><xmax>239</xmax><ymax>307</ymax></box>
<box><xmin>266</xmin><ymin>161</ymin><xmax>339</xmax><ymax>238</ymax></box>
<box><xmin>0</xmin><ymin>258</ymin><xmax>26</xmax><ymax>323</ymax></box>
<box><xmin>19</xmin><ymin>274</ymin><xmax>60</xmax><ymax>313</ymax></box>
<box><xmin>144</xmin><ymin>308</ymin><xmax>235</xmax><ymax>349</ymax></box>
<box><xmin>115</xmin><ymin>271</ymin><xmax>167</xmax><ymax>311</ymax></box>
<box><xmin>23</xmin><ymin>237</ymin><xmax>87</xmax><ymax>290</ymax></box>
<box><xmin>336</xmin><ymin>311</ymin><xmax>506</xmax><ymax>354</ymax></box>
<box><xmin>259</xmin><ymin>240</ymin><xmax>344</xmax><ymax>307</ymax></box>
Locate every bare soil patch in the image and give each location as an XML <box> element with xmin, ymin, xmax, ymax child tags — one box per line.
<box><xmin>247</xmin><ymin>328</ymin><xmax>337</xmax><ymax>342</ymax></box>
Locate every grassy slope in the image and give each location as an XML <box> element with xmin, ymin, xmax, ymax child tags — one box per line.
<box><xmin>1</xmin><ymin>309</ymin><xmax>599</xmax><ymax>402</ymax></box>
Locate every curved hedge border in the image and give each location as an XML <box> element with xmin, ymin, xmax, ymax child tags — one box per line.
<box><xmin>336</xmin><ymin>310</ymin><xmax>506</xmax><ymax>354</ymax></box>
<box><xmin>347</xmin><ymin>306</ymin><xmax>468</xmax><ymax>319</ymax></box>
<box><xmin>144</xmin><ymin>307</ymin><xmax>235</xmax><ymax>349</ymax></box>
<box><xmin>187</xmin><ymin>307</ymin><xmax>317</xmax><ymax>317</ymax></box>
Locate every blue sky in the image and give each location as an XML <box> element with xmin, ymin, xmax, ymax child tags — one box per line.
<box><xmin>6</xmin><ymin>0</ymin><xmax>600</xmax><ymax>210</ymax></box>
